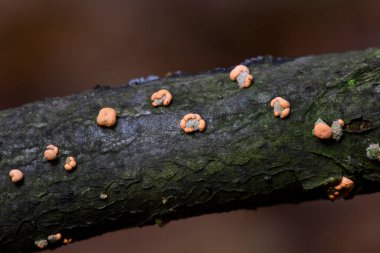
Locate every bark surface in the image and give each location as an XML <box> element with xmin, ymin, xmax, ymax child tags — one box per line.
<box><xmin>1</xmin><ymin>49</ymin><xmax>380</xmax><ymax>252</ymax></box>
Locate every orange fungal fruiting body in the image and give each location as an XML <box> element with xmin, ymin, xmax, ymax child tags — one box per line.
<box><xmin>270</xmin><ymin>97</ymin><xmax>291</xmax><ymax>119</ymax></box>
<box><xmin>63</xmin><ymin>238</ymin><xmax>72</xmax><ymax>244</ymax></box>
<box><xmin>180</xmin><ymin>113</ymin><xmax>206</xmax><ymax>133</ymax></box>
<box><xmin>229</xmin><ymin>65</ymin><xmax>254</xmax><ymax>89</ymax></box>
<box><xmin>328</xmin><ymin>176</ymin><xmax>354</xmax><ymax>200</ymax></box>
<box><xmin>312</xmin><ymin>118</ymin><xmax>333</xmax><ymax>140</ymax></box>
<box><xmin>151</xmin><ymin>89</ymin><xmax>173</xmax><ymax>107</ymax></box>
<box><xmin>337</xmin><ymin>119</ymin><xmax>344</xmax><ymax>127</ymax></box>
<box><xmin>64</xmin><ymin>156</ymin><xmax>77</xmax><ymax>171</ymax></box>
<box><xmin>97</xmin><ymin>107</ymin><xmax>117</xmax><ymax>127</ymax></box>
<box><xmin>48</xmin><ymin>233</ymin><xmax>62</xmax><ymax>243</ymax></box>
<box><xmin>9</xmin><ymin>169</ymin><xmax>24</xmax><ymax>183</ymax></box>
<box><xmin>44</xmin><ymin>144</ymin><xmax>59</xmax><ymax>161</ymax></box>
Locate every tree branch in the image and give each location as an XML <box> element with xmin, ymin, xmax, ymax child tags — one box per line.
<box><xmin>1</xmin><ymin>48</ymin><xmax>380</xmax><ymax>252</ymax></box>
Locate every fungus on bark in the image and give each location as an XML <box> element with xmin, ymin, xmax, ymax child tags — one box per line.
<box><xmin>151</xmin><ymin>89</ymin><xmax>173</xmax><ymax>107</ymax></box>
<box><xmin>328</xmin><ymin>176</ymin><xmax>354</xmax><ymax>200</ymax></box>
<box><xmin>64</xmin><ymin>156</ymin><xmax>77</xmax><ymax>171</ymax></box>
<box><xmin>9</xmin><ymin>169</ymin><xmax>24</xmax><ymax>183</ymax></box>
<box><xmin>312</xmin><ymin>118</ymin><xmax>333</xmax><ymax>140</ymax></box>
<box><xmin>180</xmin><ymin>113</ymin><xmax>206</xmax><ymax>133</ymax></box>
<box><xmin>229</xmin><ymin>65</ymin><xmax>254</xmax><ymax>89</ymax></box>
<box><xmin>44</xmin><ymin>144</ymin><xmax>59</xmax><ymax>161</ymax></box>
<box><xmin>47</xmin><ymin>233</ymin><xmax>62</xmax><ymax>244</ymax></box>
<box><xmin>97</xmin><ymin>107</ymin><xmax>117</xmax><ymax>127</ymax></box>
<box><xmin>270</xmin><ymin>97</ymin><xmax>291</xmax><ymax>119</ymax></box>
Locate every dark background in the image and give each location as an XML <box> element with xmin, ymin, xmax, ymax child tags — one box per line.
<box><xmin>0</xmin><ymin>1</ymin><xmax>380</xmax><ymax>252</ymax></box>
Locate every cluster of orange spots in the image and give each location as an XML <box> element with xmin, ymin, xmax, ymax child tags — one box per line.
<box><xmin>9</xmin><ymin>169</ymin><xmax>23</xmax><ymax>183</ymax></box>
<box><xmin>180</xmin><ymin>113</ymin><xmax>206</xmax><ymax>133</ymax></box>
<box><xmin>229</xmin><ymin>65</ymin><xmax>254</xmax><ymax>89</ymax></box>
<box><xmin>270</xmin><ymin>97</ymin><xmax>291</xmax><ymax>119</ymax></box>
<box><xmin>44</xmin><ymin>144</ymin><xmax>59</xmax><ymax>161</ymax></box>
<box><xmin>313</xmin><ymin>118</ymin><xmax>344</xmax><ymax>140</ymax></box>
<box><xmin>328</xmin><ymin>176</ymin><xmax>354</xmax><ymax>200</ymax></box>
<box><xmin>64</xmin><ymin>156</ymin><xmax>77</xmax><ymax>171</ymax></box>
<box><xmin>151</xmin><ymin>89</ymin><xmax>173</xmax><ymax>107</ymax></box>
<box><xmin>97</xmin><ymin>107</ymin><xmax>117</xmax><ymax>127</ymax></box>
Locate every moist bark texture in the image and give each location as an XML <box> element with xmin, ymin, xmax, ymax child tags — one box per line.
<box><xmin>1</xmin><ymin>49</ymin><xmax>380</xmax><ymax>252</ymax></box>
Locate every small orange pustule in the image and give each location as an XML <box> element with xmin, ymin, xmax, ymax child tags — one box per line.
<box><xmin>97</xmin><ymin>107</ymin><xmax>117</xmax><ymax>127</ymax></box>
<box><xmin>329</xmin><ymin>176</ymin><xmax>354</xmax><ymax>200</ymax></box>
<box><xmin>151</xmin><ymin>89</ymin><xmax>173</xmax><ymax>107</ymax></box>
<box><xmin>64</xmin><ymin>156</ymin><xmax>77</xmax><ymax>171</ymax></box>
<box><xmin>337</xmin><ymin>119</ymin><xmax>345</xmax><ymax>127</ymax></box>
<box><xmin>63</xmin><ymin>238</ymin><xmax>73</xmax><ymax>244</ymax></box>
<box><xmin>229</xmin><ymin>65</ymin><xmax>249</xmax><ymax>80</ymax></box>
<box><xmin>270</xmin><ymin>97</ymin><xmax>291</xmax><ymax>119</ymax></box>
<box><xmin>180</xmin><ymin>113</ymin><xmax>206</xmax><ymax>133</ymax></box>
<box><xmin>48</xmin><ymin>233</ymin><xmax>62</xmax><ymax>243</ymax></box>
<box><xmin>9</xmin><ymin>169</ymin><xmax>24</xmax><ymax>183</ymax></box>
<box><xmin>313</xmin><ymin>122</ymin><xmax>333</xmax><ymax>140</ymax></box>
<box><xmin>44</xmin><ymin>144</ymin><xmax>59</xmax><ymax>161</ymax></box>
<box><xmin>229</xmin><ymin>65</ymin><xmax>254</xmax><ymax>89</ymax></box>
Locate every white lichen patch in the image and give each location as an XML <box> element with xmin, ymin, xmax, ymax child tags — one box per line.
<box><xmin>236</xmin><ymin>71</ymin><xmax>250</xmax><ymax>89</ymax></box>
<box><xmin>331</xmin><ymin>120</ymin><xmax>344</xmax><ymax>141</ymax></box>
<box><xmin>185</xmin><ymin>119</ymin><xmax>200</xmax><ymax>131</ymax></box>
<box><xmin>35</xmin><ymin>239</ymin><xmax>48</xmax><ymax>249</ymax></box>
<box><xmin>366</xmin><ymin>144</ymin><xmax>380</xmax><ymax>160</ymax></box>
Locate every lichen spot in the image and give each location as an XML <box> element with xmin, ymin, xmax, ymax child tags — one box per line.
<box><xmin>229</xmin><ymin>65</ymin><xmax>253</xmax><ymax>89</ymax></box>
<box><xmin>35</xmin><ymin>239</ymin><xmax>48</xmax><ymax>249</ymax></box>
<box><xmin>44</xmin><ymin>144</ymin><xmax>59</xmax><ymax>161</ymax></box>
<box><xmin>97</xmin><ymin>107</ymin><xmax>117</xmax><ymax>127</ymax></box>
<box><xmin>180</xmin><ymin>113</ymin><xmax>206</xmax><ymax>133</ymax></box>
<box><xmin>151</xmin><ymin>89</ymin><xmax>173</xmax><ymax>107</ymax></box>
<box><xmin>100</xmin><ymin>193</ymin><xmax>108</xmax><ymax>200</ymax></box>
<box><xmin>64</xmin><ymin>156</ymin><xmax>77</xmax><ymax>171</ymax></box>
<box><xmin>366</xmin><ymin>144</ymin><xmax>380</xmax><ymax>161</ymax></box>
<box><xmin>328</xmin><ymin>176</ymin><xmax>354</xmax><ymax>200</ymax></box>
<box><xmin>9</xmin><ymin>169</ymin><xmax>24</xmax><ymax>183</ymax></box>
<box><xmin>270</xmin><ymin>97</ymin><xmax>291</xmax><ymax>119</ymax></box>
<box><xmin>331</xmin><ymin>120</ymin><xmax>344</xmax><ymax>141</ymax></box>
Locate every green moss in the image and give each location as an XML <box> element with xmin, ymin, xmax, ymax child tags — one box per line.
<box><xmin>347</xmin><ymin>79</ymin><xmax>357</xmax><ymax>88</ymax></box>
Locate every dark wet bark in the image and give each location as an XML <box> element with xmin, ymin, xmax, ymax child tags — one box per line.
<box><xmin>1</xmin><ymin>48</ymin><xmax>380</xmax><ymax>252</ymax></box>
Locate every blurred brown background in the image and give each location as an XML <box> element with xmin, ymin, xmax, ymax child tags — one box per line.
<box><xmin>0</xmin><ymin>0</ymin><xmax>380</xmax><ymax>252</ymax></box>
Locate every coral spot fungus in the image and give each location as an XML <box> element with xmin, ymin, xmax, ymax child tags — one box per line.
<box><xmin>328</xmin><ymin>176</ymin><xmax>354</xmax><ymax>200</ymax></box>
<box><xmin>97</xmin><ymin>107</ymin><xmax>117</xmax><ymax>127</ymax></box>
<box><xmin>312</xmin><ymin>118</ymin><xmax>333</xmax><ymax>140</ymax></box>
<box><xmin>9</xmin><ymin>169</ymin><xmax>23</xmax><ymax>183</ymax></box>
<box><xmin>151</xmin><ymin>89</ymin><xmax>173</xmax><ymax>107</ymax></box>
<box><xmin>229</xmin><ymin>65</ymin><xmax>254</xmax><ymax>89</ymax></box>
<box><xmin>48</xmin><ymin>233</ymin><xmax>62</xmax><ymax>243</ymax></box>
<box><xmin>44</xmin><ymin>144</ymin><xmax>59</xmax><ymax>161</ymax></box>
<box><xmin>270</xmin><ymin>97</ymin><xmax>291</xmax><ymax>119</ymax></box>
<box><xmin>64</xmin><ymin>156</ymin><xmax>77</xmax><ymax>171</ymax></box>
<box><xmin>180</xmin><ymin>113</ymin><xmax>206</xmax><ymax>133</ymax></box>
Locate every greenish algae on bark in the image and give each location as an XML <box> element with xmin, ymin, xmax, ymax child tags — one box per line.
<box><xmin>0</xmin><ymin>49</ymin><xmax>380</xmax><ymax>252</ymax></box>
